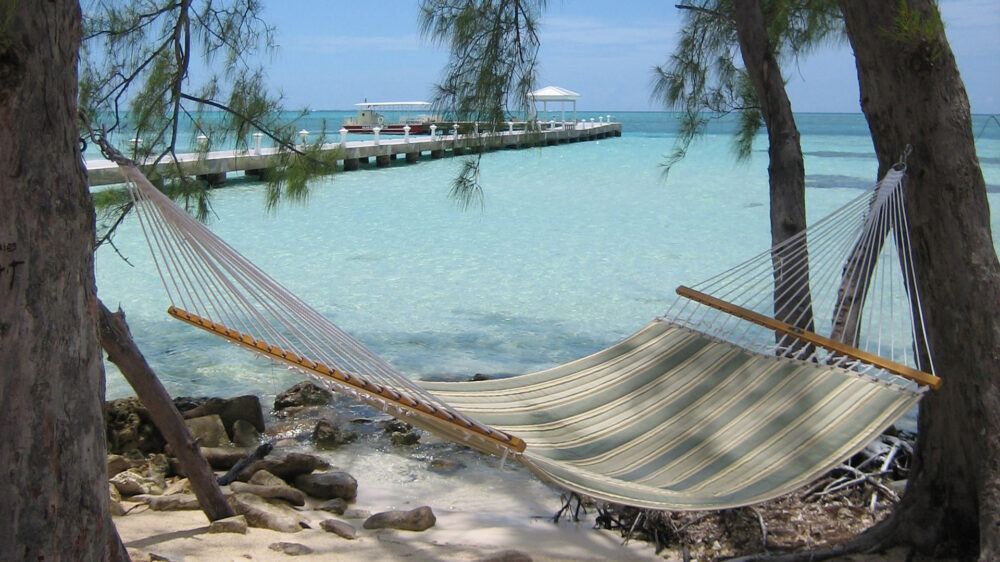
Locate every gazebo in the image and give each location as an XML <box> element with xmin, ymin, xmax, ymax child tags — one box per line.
<box><xmin>529</xmin><ymin>86</ymin><xmax>580</xmax><ymax>124</ymax></box>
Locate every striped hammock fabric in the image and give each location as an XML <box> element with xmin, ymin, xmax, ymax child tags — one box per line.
<box><xmin>422</xmin><ymin>321</ymin><xmax>920</xmax><ymax>509</ymax></box>
<box><xmin>109</xmin><ymin>147</ymin><xmax>933</xmax><ymax>511</ymax></box>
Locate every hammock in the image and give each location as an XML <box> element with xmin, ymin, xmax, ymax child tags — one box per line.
<box><xmin>115</xmin><ymin>156</ymin><xmax>939</xmax><ymax>511</ymax></box>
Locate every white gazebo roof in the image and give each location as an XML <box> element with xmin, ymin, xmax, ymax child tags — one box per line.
<box><xmin>529</xmin><ymin>86</ymin><xmax>580</xmax><ymax>102</ymax></box>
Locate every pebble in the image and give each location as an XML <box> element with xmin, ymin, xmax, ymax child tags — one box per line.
<box><xmin>320</xmin><ymin>518</ymin><xmax>357</xmax><ymax>539</ymax></box>
<box><xmin>268</xmin><ymin>542</ymin><xmax>313</xmax><ymax>555</ymax></box>
<box><xmin>363</xmin><ymin>506</ymin><xmax>436</xmax><ymax>532</ymax></box>
<box><xmin>208</xmin><ymin>514</ymin><xmax>248</xmax><ymax>534</ymax></box>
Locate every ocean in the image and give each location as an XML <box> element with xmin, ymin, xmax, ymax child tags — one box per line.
<box><xmin>94</xmin><ymin>111</ymin><xmax>1000</xmax><ymax>410</ymax></box>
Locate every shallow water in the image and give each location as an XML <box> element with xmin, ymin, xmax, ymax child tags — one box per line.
<box><xmin>96</xmin><ymin>112</ymin><xmax>1000</xmax><ymax>423</ymax></box>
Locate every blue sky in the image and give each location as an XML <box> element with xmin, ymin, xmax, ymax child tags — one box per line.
<box><xmin>259</xmin><ymin>1</ymin><xmax>999</xmax><ymax>113</ymax></box>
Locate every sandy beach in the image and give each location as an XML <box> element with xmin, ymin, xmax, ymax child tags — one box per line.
<box><xmin>114</xmin><ymin>427</ymin><xmax>663</xmax><ymax>562</ymax></box>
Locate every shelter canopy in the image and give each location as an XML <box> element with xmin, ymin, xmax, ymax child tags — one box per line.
<box><xmin>529</xmin><ymin>86</ymin><xmax>580</xmax><ymax>123</ymax></box>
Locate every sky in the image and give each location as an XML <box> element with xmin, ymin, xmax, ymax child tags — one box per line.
<box><xmin>257</xmin><ymin>0</ymin><xmax>1000</xmax><ymax>114</ymax></box>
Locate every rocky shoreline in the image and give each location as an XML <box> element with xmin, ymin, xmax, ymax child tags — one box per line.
<box><xmin>107</xmin><ymin>380</ymin><xmax>915</xmax><ymax>561</ymax></box>
<box><xmin>106</xmin><ymin>381</ymin><xmax>489</xmax><ymax>560</ymax></box>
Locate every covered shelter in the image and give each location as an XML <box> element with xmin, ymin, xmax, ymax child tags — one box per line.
<box><xmin>529</xmin><ymin>86</ymin><xmax>580</xmax><ymax>124</ymax></box>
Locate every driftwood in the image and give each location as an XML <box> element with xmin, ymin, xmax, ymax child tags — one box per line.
<box><xmin>99</xmin><ymin>301</ymin><xmax>234</xmax><ymax>521</ymax></box>
<box><xmin>218</xmin><ymin>443</ymin><xmax>273</xmax><ymax>485</ymax></box>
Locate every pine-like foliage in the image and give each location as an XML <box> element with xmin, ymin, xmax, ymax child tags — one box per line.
<box><xmin>652</xmin><ymin>0</ymin><xmax>842</xmax><ymax>177</ymax></box>
<box><xmin>420</xmin><ymin>0</ymin><xmax>544</xmax><ymax>124</ymax></box>
<box><xmin>79</xmin><ymin>0</ymin><xmax>339</xmax><ymax>237</ymax></box>
<box><xmin>420</xmin><ymin>0</ymin><xmax>545</xmax><ymax>208</ymax></box>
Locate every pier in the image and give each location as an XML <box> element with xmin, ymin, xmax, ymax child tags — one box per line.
<box><xmin>85</xmin><ymin>120</ymin><xmax>622</xmax><ymax>187</ymax></box>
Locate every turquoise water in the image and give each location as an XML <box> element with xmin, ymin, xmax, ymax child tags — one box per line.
<box><xmin>96</xmin><ymin>112</ymin><xmax>1000</xmax><ymax>405</ymax></box>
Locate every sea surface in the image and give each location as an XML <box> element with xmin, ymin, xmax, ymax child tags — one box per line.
<box><xmin>95</xmin><ymin>111</ymin><xmax>1000</xmax><ymax>414</ymax></box>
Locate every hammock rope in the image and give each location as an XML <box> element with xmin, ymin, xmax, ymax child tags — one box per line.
<box><xmin>661</xmin><ymin>166</ymin><xmax>937</xmax><ymax>388</ymax></box>
<box><xmin>120</xmin><ymin>163</ymin><xmax>526</xmax><ymax>455</ymax></box>
<box><xmin>111</xmin><ymin>150</ymin><xmax>939</xmax><ymax>510</ymax></box>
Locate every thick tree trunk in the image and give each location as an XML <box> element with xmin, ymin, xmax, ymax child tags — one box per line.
<box><xmin>99</xmin><ymin>301</ymin><xmax>235</xmax><ymax>522</ymax></box>
<box><xmin>839</xmin><ymin>1</ymin><xmax>1000</xmax><ymax>558</ymax></box>
<box><xmin>732</xmin><ymin>0</ymin><xmax>816</xmax><ymax>354</ymax></box>
<box><xmin>0</xmin><ymin>1</ymin><xmax>121</xmax><ymax>559</ymax></box>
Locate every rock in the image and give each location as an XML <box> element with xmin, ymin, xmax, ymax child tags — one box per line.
<box><xmin>184</xmin><ymin>414</ymin><xmax>231</xmax><ymax>447</ymax></box>
<box><xmin>272</xmin><ymin>404</ymin><xmax>333</xmax><ymax>421</ymax></box>
<box><xmin>110</xmin><ymin>470</ymin><xmax>161</xmax><ymax>497</ymax></box>
<box><xmin>126</xmin><ymin>549</ymin><xmax>154</xmax><ymax>562</ymax></box>
<box><xmin>198</xmin><ymin>446</ymin><xmax>255</xmax><ymax>470</ymax></box>
<box><xmin>341</xmin><ymin>508</ymin><xmax>371</xmax><ymax>520</ymax></box>
<box><xmin>107</xmin><ymin>454</ymin><xmax>131</xmax><ymax>477</ymax></box>
<box><xmin>208</xmin><ymin>514</ymin><xmax>248</xmax><ymax>534</ymax></box>
<box><xmin>162</xmin><ymin>478</ymin><xmax>190</xmax><ymax>496</ymax></box>
<box><xmin>390</xmin><ymin>431</ymin><xmax>420</xmax><ymax>446</ymax></box>
<box><xmin>268</xmin><ymin>542</ymin><xmax>313</xmax><ymax>556</ymax></box>
<box><xmin>109</xmin><ymin>499</ymin><xmax>125</xmax><ymax>517</ymax></box>
<box><xmin>320</xmin><ymin>518</ymin><xmax>357</xmax><ymax>539</ymax></box>
<box><xmin>318</xmin><ymin>498</ymin><xmax>348</xmax><ymax>515</ymax></box>
<box><xmin>363</xmin><ymin>506</ymin><xmax>436</xmax><ymax>532</ymax></box>
<box><xmin>109</xmin><ymin>483</ymin><xmax>125</xmax><ymax>516</ymax></box>
<box><xmin>172</xmin><ymin>396</ymin><xmax>209</xmax><ymax>413</ymax></box>
<box><xmin>293</xmin><ymin>471</ymin><xmax>357</xmax><ymax>501</ymax></box>
<box><xmin>312</xmin><ymin>420</ymin><xmax>358</xmax><ymax>450</ymax></box>
<box><xmin>231</xmin><ymin>419</ymin><xmax>260</xmax><ymax>447</ymax></box>
<box><xmin>428</xmin><ymin>458</ymin><xmax>464</xmax><ymax>474</ymax></box>
<box><xmin>148</xmin><ymin>494</ymin><xmax>201</xmax><ymax>511</ymax></box>
<box><xmin>125</xmin><ymin>550</ymin><xmax>170</xmax><ymax>562</ymax></box>
<box><xmin>230</xmin><ymin>482</ymin><xmax>306</xmax><ymax>506</ymax></box>
<box><xmin>228</xmin><ymin>492</ymin><xmax>306</xmax><ymax>533</ymax></box>
<box><xmin>182</xmin><ymin>395</ymin><xmax>265</xmax><ymax>435</ymax></box>
<box><xmin>236</xmin><ymin>452</ymin><xmax>329</xmax><ymax>482</ymax></box>
<box><xmin>274</xmin><ymin>382</ymin><xmax>332</xmax><ymax>410</ymax></box>
<box><xmin>471</xmin><ymin>373</ymin><xmax>493</xmax><ymax>381</ymax></box>
<box><xmin>380</xmin><ymin>419</ymin><xmax>411</xmax><ymax>434</ymax></box>
<box><xmin>148</xmin><ymin>453</ymin><xmax>170</xmax><ymax>486</ymax></box>
<box><xmin>105</xmin><ymin>397</ymin><xmax>165</xmax><ymax>455</ymax></box>
<box><xmin>477</xmin><ymin>550</ymin><xmax>533</xmax><ymax>562</ymax></box>
<box><xmin>248</xmin><ymin>469</ymin><xmax>287</xmax><ymax>487</ymax></box>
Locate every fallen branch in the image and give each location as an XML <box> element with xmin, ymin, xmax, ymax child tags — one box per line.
<box><xmin>99</xmin><ymin>300</ymin><xmax>234</xmax><ymax>521</ymax></box>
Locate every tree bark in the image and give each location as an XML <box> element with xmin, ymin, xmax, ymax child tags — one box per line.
<box><xmin>0</xmin><ymin>1</ymin><xmax>120</xmax><ymax>558</ymax></box>
<box><xmin>838</xmin><ymin>1</ymin><xmax>1000</xmax><ymax>558</ymax></box>
<box><xmin>732</xmin><ymin>0</ymin><xmax>817</xmax><ymax>354</ymax></box>
<box><xmin>99</xmin><ymin>302</ymin><xmax>235</xmax><ymax>522</ymax></box>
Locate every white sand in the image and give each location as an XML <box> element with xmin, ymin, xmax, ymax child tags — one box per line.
<box><xmin>115</xmin><ymin>438</ymin><xmax>663</xmax><ymax>561</ymax></box>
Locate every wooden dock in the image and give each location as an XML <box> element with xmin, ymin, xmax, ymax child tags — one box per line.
<box><xmin>85</xmin><ymin>121</ymin><xmax>622</xmax><ymax>187</ymax></box>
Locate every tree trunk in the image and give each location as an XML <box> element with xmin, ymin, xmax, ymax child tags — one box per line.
<box><xmin>0</xmin><ymin>1</ymin><xmax>120</xmax><ymax>558</ymax></box>
<box><xmin>732</xmin><ymin>0</ymin><xmax>817</xmax><ymax>355</ymax></box>
<box><xmin>99</xmin><ymin>301</ymin><xmax>234</xmax><ymax>522</ymax></box>
<box><xmin>839</xmin><ymin>1</ymin><xmax>1000</xmax><ymax>558</ymax></box>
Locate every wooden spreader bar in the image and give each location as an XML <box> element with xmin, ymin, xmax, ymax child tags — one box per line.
<box><xmin>168</xmin><ymin>306</ymin><xmax>527</xmax><ymax>452</ymax></box>
<box><xmin>676</xmin><ymin>286</ymin><xmax>942</xmax><ymax>390</ymax></box>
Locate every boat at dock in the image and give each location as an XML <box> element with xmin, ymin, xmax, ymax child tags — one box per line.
<box><xmin>343</xmin><ymin>101</ymin><xmax>437</xmax><ymax>135</ymax></box>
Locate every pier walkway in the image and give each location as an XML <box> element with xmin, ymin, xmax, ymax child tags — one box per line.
<box><xmin>85</xmin><ymin>120</ymin><xmax>622</xmax><ymax>187</ymax></box>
